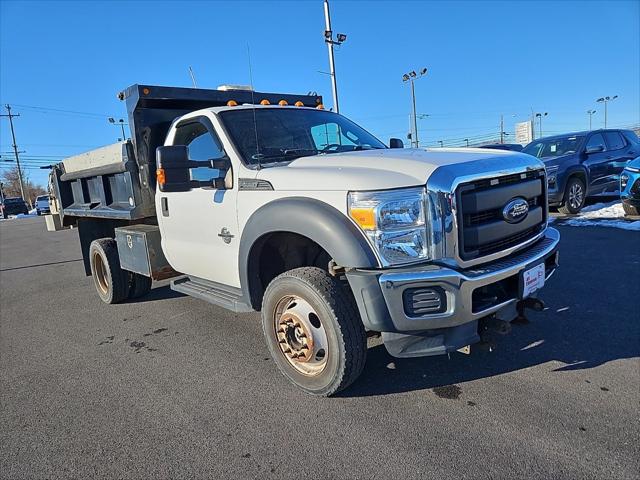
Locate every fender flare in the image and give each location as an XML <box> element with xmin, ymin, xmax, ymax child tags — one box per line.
<box><xmin>238</xmin><ymin>197</ymin><xmax>379</xmax><ymax>308</ymax></box>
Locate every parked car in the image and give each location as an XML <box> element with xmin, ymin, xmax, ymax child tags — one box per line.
<box><xmin>2</xmin><ymin>197</ymin><xmax>29</xmax><ymax>216</ymax></box>
<box><xmin>479</xmin><ymin>143</ymin><xmax>523</xmax><ymax>152</ymax></box>
<box><xmin>34</xmin><ymin>195</ymin><xmax>50</xmax><ymax>215</ymax></box>
<box><xmin>522</xmin><ymin>129</ymin><xmax>640</xmax><ymax>214</ymax></box>
<box><xmin>620</xmin><ymin>156</ymin><xmax>640</xmax><ymax>216</ymax></box>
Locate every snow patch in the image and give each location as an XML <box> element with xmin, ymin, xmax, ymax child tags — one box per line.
<box><xmin>563</xmin><ymin>218</ymin><xmax>640</xmax><ymax>231</ymax></box>
<box><xmin>557</xmin><ymin>201</ymin><xmax>640</xmax><ymax>231</ymax></box>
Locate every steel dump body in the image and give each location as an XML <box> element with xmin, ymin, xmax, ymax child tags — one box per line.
<box><xmin>51</xmin><ymin>84</ymin><xmax>323</xmax><ymax>222</ymax></box>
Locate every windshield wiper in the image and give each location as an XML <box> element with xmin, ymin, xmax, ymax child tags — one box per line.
<box><xmin>251</xmin><ymin>148</ymin><xmax>319</xmax><ymax>162</ymax></box>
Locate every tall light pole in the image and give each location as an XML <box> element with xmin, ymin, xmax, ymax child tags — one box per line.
<box><xmin>402</xmin><ymin>67</ymin><xmax>427</xmax><ymax>148</ymax></box>
<box><xmin>535</xmin><ymin>112</ymin><xmax>548</xmax><ymax>138</ymax></box>
<box><xmin>438</xmin><ymin>140</ymin><xmax>444</xmax><ymax>147</ymax></box>
<box><xmin>596</xmin><ymin>95</ymin><xmax>617</xmax><ymax>128</ymax></box>
<box><xmin>323</xmin><ymin>0</ymin><xmax>347</xmax><ymax>114</ymax></box>
<box><xmin>108</xmin><ymin>117</ymin><xmax>128</xmax><ymax>140</ymax></box>
<box><xmin>464</xmin><ymin>138</ymin><xmax>469</xmax><ymax>147</ymax></box>
<box><xmin>587</xmin><ymin>109</ymin><xmax>596</xmax><ymax>130</ymax></box>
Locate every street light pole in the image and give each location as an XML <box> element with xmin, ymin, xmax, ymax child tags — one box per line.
<box><xmin>402</xmin><ymin>68</ymin><xmax>427</xmax><ymax>148</ymax></box>
<box><xmin>596</xmin><ymin>95</ymin><xmax>617</xmax><ymax>128</ymax></box>
<box><xmin>464</xmin><ymin>138</ymin><xmax>469</xmax><ymax>147</ymax></box>
<box><xmin>535</xmin><ymin>112</ymin><xmax>548</xmax><ymax>138</ymax></box>
<box><xmin>109</xmin><ymin>117</ymin><xmax>128</xmax><ymax>141</ymax></box>
<box><xmin>587</xmin><ymin>110</ymin><xmax>596</xmax><ymax>130</ymax></box>
<box><xmin>323</xmin><ymin>0</ymin><xmax>347</xmax><ymax>114</ymax></box>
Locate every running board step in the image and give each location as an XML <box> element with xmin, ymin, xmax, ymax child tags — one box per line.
<box><xmin>171</xmin><ymin>276</ymin><xmax>253</xmax><ymax>313</ymax></box>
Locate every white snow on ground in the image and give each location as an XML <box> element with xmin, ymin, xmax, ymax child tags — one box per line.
<box><xmin>557</xmin><ymin>200</ymin><xmax>640</xmax><ymax>231</ymax></box>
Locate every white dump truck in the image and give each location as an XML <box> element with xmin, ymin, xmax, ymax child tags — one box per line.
<box><xmin>48</xmin><ymin>84</ymin><xmax>559</xmax><ymax>396</ymax></box>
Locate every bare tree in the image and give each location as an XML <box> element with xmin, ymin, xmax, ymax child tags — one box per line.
<box><xmin>0</xmin><ymin>166</ymin><xmax>46</xmax><ymax>204</ymax></box>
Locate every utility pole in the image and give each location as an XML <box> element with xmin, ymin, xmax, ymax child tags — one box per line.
<box><xmin>323</xmin><ymin>0</ymin><xmax>347</xmax><ymax>114</ymax></box>
<box><xmin>464</xmin><ymin>138</ymin><xmax>469</xmax><ymax>147</ymax></box>
<box><xmin>500</xmin><ymin>115</ymin><xmax>504</xmax><ymax>144</ymax></box>
<box><xmin>1</xmin><ymin>105</ymin><xmax>28</xmax><ymax>205</ymax></box>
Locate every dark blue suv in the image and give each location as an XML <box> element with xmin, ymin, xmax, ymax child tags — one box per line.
<box><xmin>522</xmin><ymin>129</ymin><xmax>640</xmax><ymax>213</ymax></box>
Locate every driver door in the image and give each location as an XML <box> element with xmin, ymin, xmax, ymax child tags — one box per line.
<box><xmin>582</xmin><ymin>133</ymin><xmax>610</xmax><ymax>194</ymax></box>
<box><xmin>156</xmin><ymin>116</ymin><xmax>240</xmax><ymax>288</ymax></box>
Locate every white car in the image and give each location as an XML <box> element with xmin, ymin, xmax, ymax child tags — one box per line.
<box><xmin>34</xmin><ymin>195</ymin><xmax>50</xmax><ymax>215</ymax></box>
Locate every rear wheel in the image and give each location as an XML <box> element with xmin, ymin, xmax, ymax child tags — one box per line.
<box><xmin>622</xmin><ymin>202</ymin><xmax>640</xmax><ymax>216</ymax></box>
<box><xmin>89</xmin><ymin>238</ymin><xmax>129</xmax><ymax>304</ymax></box>
<box><xmin>558</xmin><ymin>177</ymin><xmax>586</xmax><ymax>214</ymax></box>
<box><xmin>261</xmin><ymin>267</ymin><xmax>367</xmax><ymax>397</ymax></box>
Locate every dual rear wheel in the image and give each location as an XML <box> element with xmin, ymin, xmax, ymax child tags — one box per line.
<box><xmin>89</xmin><ymin>238</ymin><xmax>152</xmax><ymax>304</ymax></box>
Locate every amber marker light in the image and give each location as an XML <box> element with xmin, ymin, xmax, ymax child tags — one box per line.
<box><xmin>260</xmin><ymin>99</ymin><xmax>270</xmax><ymax>105</ymax></box>
<box><xmin>156</xmin><ymin>168</ymin><xmax>166</xmax><ymax>186</ymax></box>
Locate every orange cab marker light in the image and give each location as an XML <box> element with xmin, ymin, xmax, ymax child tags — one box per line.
<box><xmin>142</xmin><ymin>87</ymin><xmax>150</xmax><ymax>95</ymax></box>
<box><xmin>227</xmin><ymin>100</ymin><xmax>238</xmax><ymax>106</ymax></box>
<box><xmin>294</xmin><ymin>101</ymin><xmax>304</xmax><ymax>107</ymax></box>
<box><xmin>316</xmin><ymin>104</ymin><xmax>324</xmax><ymax>110</ymax></box>
<box><xmin>156</xmin><ymin>168</ymin><xmax>166</xmax><ymax>186</ymax></box>
<box><xmin>278</xmin><ymin>100</ymin><xmax>288</xmax><ymax>106</ymax></box>
<box><xmin>260</xmin><ymin>99</ymin><xmax>270</xmax><ymax>105</ymax></box>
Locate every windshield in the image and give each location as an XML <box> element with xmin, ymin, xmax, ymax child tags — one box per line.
<box><xmin>523</xmin><ymin>135</ymin><xmax>584</xmax><ymax>159</ymax></box>
<box><xmin>36</xmin><ymin>196</ymin><xmax>48</xmax><ymax>201</ymax></box>
<box><xmin>218</xmin><ymin>108</ymin><xmax>386</xmax><ymax>165</ymax></box>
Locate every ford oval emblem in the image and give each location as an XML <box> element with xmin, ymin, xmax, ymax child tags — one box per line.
<box><xmin>502</xmin><ymin>197</ymin><xmax>529</xmax><ymax>224</ymax></box>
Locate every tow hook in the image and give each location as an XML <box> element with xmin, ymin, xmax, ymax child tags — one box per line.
<box><xmin>513</xmin><ymin>298</ymin><xmax>546</xmax><ymax>324</ymax></box>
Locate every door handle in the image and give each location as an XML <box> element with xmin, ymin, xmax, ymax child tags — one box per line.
<box><xmin>161</xmin><ymin>197</ymin><xmax>169</xmax><ymax>217</ymax></box>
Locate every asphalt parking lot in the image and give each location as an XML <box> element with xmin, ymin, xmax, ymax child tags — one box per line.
<box><xmin>1</xmin><ymin>216</ymin><xmax>638</xmax><ymax>479</ymax></box>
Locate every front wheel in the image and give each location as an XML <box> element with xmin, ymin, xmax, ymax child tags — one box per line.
<box><xmin>261</xmin><ymin>267</ymin><xmax>367</xmax><ymax>397</ymax></box>
<box><xmin>558</xmin><ymin>177</ymin><xmax>586</xmax><ymax>214</ymax></box>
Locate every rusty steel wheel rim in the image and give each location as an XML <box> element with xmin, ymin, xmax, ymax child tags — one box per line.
<box><xmin>93</xmin><ymin>252</ymin><xmax>109</xmax><ymax>295</ymax></box>
<box><xmin>273</xmin><ymin>295</ymin><xmax>329</xmax><ymax>376</ymax></box>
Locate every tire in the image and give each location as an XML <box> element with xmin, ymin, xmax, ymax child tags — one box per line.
<box><xmin>89</xmin><ymin>238</ymin><xmax>129</xmax><ymax>304</ymax></box>
<box><xmin>261</xmin><ymin>267</ymin><xmax>367</xmax><ymax>397</ymax></box>
<box><xmin>558</xmin><ymin>177</ymin><xmax>586</xmax><ymax>214</ymax></box>
<box><xmin>622</xmin><ymin>202</ymin><xmax>640</xmax><ymax>216</ymax></box>
<box><xmin>128</xmin><ymin>272</ymin><xmax>152</xmax><ymax>299</ymax></box>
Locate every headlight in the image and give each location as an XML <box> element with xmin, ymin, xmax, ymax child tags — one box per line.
<box><xmin>348</xmin><ymin>187</ymin><xmax>429</xmax><ymax>265</ymax></box>
<box><xmin>621</xmin><ymin>173</ymin><xmax>629</xmax><ymax>190</ymax></box>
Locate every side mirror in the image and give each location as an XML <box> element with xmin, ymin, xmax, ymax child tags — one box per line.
<box><xmin>156</xmin><ymin>146</ymin><xmax>231</xmax><ymax>192</ymax></box>
<box><xmin>156</xmin><ymin>146</ymin><xmax>192</xmax><ymax>192</ymax></box>
<box><xmin>585</xmin><ymin>145</ymin><xmax>604</xmax><ymax>155</ymax></box>
<box><xmin>389</xmin><ymin>138</ymin><xmax>404</xmax><ymax>149</ymax></box>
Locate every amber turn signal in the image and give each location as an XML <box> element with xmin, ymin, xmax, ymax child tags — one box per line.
<box><xmin>156</xmin><ymin>168</ymin><xmax>166</xmax><ymax>186</ymax></box>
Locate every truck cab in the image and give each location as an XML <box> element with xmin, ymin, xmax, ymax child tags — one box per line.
<box><xmin>48</xmin><ymin>84</ymin><xmax>560</xmax><ymax>396</ymax></box>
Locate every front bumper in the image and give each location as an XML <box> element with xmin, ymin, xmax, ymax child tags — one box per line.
<box><xmin>346</xmin><ymin>227</ymin><xmax>560</xmax><ymax>357</ymax></box>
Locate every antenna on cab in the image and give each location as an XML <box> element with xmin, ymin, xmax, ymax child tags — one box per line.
<box><xmin>247</xmin><ymin>44</ymin><xmax>261</xmax><ymax>170</ymax></box>
<box><xmin>188</xmin><ymin>66</ymin><xmax>198</xmax><ymax>88</ymax></box>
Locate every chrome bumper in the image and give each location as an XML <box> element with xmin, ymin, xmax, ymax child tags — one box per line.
<box><xmin>377</xmin><ymin>228</ymin><xmax>559</xmax><ymax>332</ymax></box>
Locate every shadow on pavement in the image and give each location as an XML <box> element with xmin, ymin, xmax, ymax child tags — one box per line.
<box><xmin>341</xmin><ymin>225</ymin><xmax>640</xmax><ymax>398</ymax></box>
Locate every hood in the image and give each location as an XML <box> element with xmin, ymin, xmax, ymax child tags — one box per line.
<box><xmin>624</xmin><ymin>156</ymin><xmax>640</xmax><ymax>170</ymax></box>
<box><xmin>256</xmin><ymin>147</ymin><xmax>536</xmax><ymax>191</ymax></box>
<box><xmin>540</xmin><ymin>152</ymin><xmax>577</xmax><ymax>167</ymax></box>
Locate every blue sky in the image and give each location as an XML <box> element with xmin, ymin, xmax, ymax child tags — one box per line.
<box><xmin>1</xmin><ymin>0</ymin><xmax>639</xmax><ymax>187</ymax></box>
